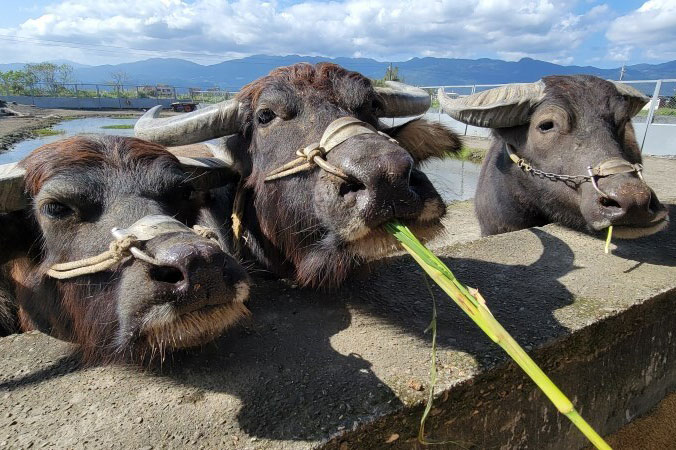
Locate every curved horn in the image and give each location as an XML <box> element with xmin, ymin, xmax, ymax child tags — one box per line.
<box><xmin>134</xmin><ymin>99</ymin><xmax>243</xmax><ymax>146</ymax></box>
<box><xmin>438</xmin><ymin>81</ymin><xmax>545</xmax><ymax>128</ymax></box>
<box><xmin>375</xmin><ymin>81</ymin><xmax>431</xmax><ymax>117</ymax></box>
<box><xmin>613</xmin><ymin>82</ymin><xmax>650</xmax><ymax>117</ymax></box>
<box><xmin>0</xmin><ymin>162</ymin><xmax>26</xmax><ymax>213</ymax></box>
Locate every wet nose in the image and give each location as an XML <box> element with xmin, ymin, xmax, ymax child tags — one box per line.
<box><xmin>146</xmin><ymin>235</ymin><xmax>237</xmax><ymax>296</ymax></box>
<box><xmin>331</xmin><ymin>136</ymin><xmax>420</xmax><ymax>218</ymax></box>
<box><xmin>597</xmin><ymin>179</ymin><xmax>658</xmax><ymax>225</ymax></box>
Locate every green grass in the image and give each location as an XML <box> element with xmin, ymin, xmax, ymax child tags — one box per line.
<box><xmin>637</xmin><ymin>107</ymin><xmax>676</xmax><ymax>117</ymax></box>
<box><xmin>386</xmin><ymin>221</ymin><xmax>610</xmax><ymax>449</ymax></box>
<box><xmin>100</xmin><ymin>124</ymin><xmax>134</xmax><ymax>130</ymax></box>
<box><xmin>32</xmin><ymin>128</ymin><xmax>64</xmax><ymax>136</ymax></box>
<box><xmin>453</xmin><ymin>147</ymin><xmax>486</xmax><ymax>163</ymax></box>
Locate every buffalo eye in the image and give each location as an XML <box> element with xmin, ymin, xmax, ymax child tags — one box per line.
<box><xmin>537</xmin><ymin>120</ymin><xmax>555</xmax><ymax>133</ymax></box>
<box><xmin>256</xmin><ymin>108</ymin><xmax>276</xmax><ymax>125</ymax></box>
<box><xmin>40</xmin><ymin>201</ymin><xmax>73</xmax><ymax>219</ymax></box>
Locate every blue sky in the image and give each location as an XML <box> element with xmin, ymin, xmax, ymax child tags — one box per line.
<box><xmin>0</xmin><ymin>0</ymin><xmax>674</xmax><ymax>67</ymax></box>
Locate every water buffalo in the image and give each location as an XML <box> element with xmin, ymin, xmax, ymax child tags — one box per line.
<box><xmin>0</xmin><ymin>135</ymin><xmax>250</xmax><ymax>364</ymax></box>
<box><xmin>135</xmin><ymin>63</ymin><xmax>461</xmax><ymax>287</ymax></box>
<box><xmin>438</xmin><ymin>75</ymin><xmax>669</xmax><ymax>237</ymax></box>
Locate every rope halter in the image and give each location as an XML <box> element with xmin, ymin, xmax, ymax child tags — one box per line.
<box><xmin>264</xmin><ymin>116</ymin><xmax>398</xmax><ymax>182</ymax></box>
<box><xmin>46</xmin><ymin>215</ymin><xmax>220</xmax><ymax>280</ymax></box>
<box><xmin>503</xmin><ymin>143</ymin><xmax>644</xmax><ymax>199</ymax></box>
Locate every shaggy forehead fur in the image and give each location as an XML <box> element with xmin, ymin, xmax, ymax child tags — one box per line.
<box><xmin>20</xmin><ymin>136</ymin><xmax>179</xmax><ymax>196</ymax></box>
<box><xmin>541</xmin><ymin>75</ymin><xmax>634</xmax><ymax>121</ymax></box>
<box><xmin>237</xmin><ymin>62</ymin><xmax>375</xmax><ymax>112</ymax></box>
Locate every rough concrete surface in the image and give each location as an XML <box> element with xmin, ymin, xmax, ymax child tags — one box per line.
<box><xmin>1</xmin><ymin>201</ymin><xmax>675</xmax><ymax>448</ymax></box>
<box><xmin>0</xmin><ymin>126</ymin><xmax>675</xmax><ymax>449</ymax></box>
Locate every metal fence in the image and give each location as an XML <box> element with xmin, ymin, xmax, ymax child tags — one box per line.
<box><xmin>1</xmin><ymin>78</ymin><xmax>674</xmax><ymax>155</ymax></box>
<box><xmin>0</xmin><ymin>82</ymin><xmax>237</xmax><ymax>110</ymax></box>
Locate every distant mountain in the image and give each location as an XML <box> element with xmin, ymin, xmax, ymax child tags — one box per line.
<box><xmin>2</xmin><ymin>55</ymin><xmax>675</xmax><ymax>90</ymax></box>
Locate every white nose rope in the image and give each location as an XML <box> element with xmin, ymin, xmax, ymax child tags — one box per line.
<box><xmin>46</xmin><ymin>215</ymin><xmax>220</xmax><ymax>280</ymax></box>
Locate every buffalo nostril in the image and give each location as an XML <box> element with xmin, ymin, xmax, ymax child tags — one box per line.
<box><xmin>149</xmin><ymin>265</ymin><xmax>184</xmax><ymax>285</ymax></box>
<box><xmin>646</xmin><ymin>191</ymin><xmax>660</xmax><ymax>213</ymax></box>
<box><xmin>338</xmin><ymin>179</ymin><xmax>366</xmax><ymax>197</ymax></box>
<box><xmin>599</xmin><ymin>196</ymin><xmax>621</xmax><ymax>209</ymax></box>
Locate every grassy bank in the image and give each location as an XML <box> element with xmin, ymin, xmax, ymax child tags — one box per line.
<box><xmin>32</xmin><ymin>128</ymin><xmax>65</xmax><ymax>137</ymax></box>
<box><xmin>101</xmin><ymin>124</ymin><xmax>134</xmax><ymax>130</ymax></box>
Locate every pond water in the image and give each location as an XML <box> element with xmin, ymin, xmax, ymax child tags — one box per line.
<box><xmin>0</xmin><ymin>117</ymin><xmax>136</xmax><ymax>165</ymax></box>
<box><xmin>0</xmin><ymin>116</ymin><xmax>481</xmax><ymax>202</ymax></box>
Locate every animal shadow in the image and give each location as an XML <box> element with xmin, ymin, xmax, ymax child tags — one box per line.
<box><xmin>345</xmin><ymin>228</ymin><xmax>580</xmax><ymax>369</ymax></box>
<box><xmin>167</xmin><ymin>229</ymin><xmax>578</xmax><ymax>441</ymax></box>
<box><xmin>164</xmin><ymin>282</ymin><xmax>398</xmax><ymax>441</ymax></box>
<box><xmin>611</xmin><ymin>204</ymin><xmax>676</xmax><ymax>268</ymax></box>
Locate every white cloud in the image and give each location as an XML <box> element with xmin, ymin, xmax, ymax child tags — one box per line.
<box><xmin>0</xmin><ymin>0</ymin><xmax>626</xmax><ymax>65</ymax></box>
<box><xmin>606</xmin><ymin>0</ymin><xmax>676</xmax><ymax>61</ymax></box>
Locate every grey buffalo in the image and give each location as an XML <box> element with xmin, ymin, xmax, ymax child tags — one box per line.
<box><xmin>439</xmin><ymin>75</ymin><xmax>668</xmax><ymax>238</ymax></box>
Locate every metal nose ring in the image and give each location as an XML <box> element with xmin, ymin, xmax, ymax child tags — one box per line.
<box><xmin>587</xmin><ymin>166</ymin><xmax>610</xmax><ymax>199</ymax></box>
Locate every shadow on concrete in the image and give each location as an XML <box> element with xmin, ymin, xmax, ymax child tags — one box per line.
<box><xmin>161</xmin><ymin>228</ymin><xmax>579</xmax><ymax>442</ymax></box>
<box><xmin>612</xmin><ymin>204</ymin><xmax>676</xmax><ymax>268</ymax></box>
<box><xmin>345</xmin><ymin>228</ymin><xmax>579</xmax><ymax>369</ymax></box>
<box><xmin>0</xmin><ymin>353</ymin><xmax>80</xmax><ymax>391</ymax></box>
<box><xmin>162</xmin><ymin>286</ymin><xmax>399</xmax><ymax>442</ymax></box>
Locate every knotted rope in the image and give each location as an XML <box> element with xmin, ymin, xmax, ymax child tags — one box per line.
<box><xmin>265</xmin><ymin>116</ymin><xmax>397</xmax><ymax>182</ymax></box>
<box><xmin>46</xmin><ymin>215</ymin><xmax>221</xmax><ymax>280</ymax></box>
<box><xmin>47</xmin><ymin>236</ymin><xmax>140</xmax><ymax>279</ymax></box>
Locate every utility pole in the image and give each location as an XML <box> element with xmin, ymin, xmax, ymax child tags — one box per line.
<box><xmin>619</xmin><ymin>64</ymin><xmax>626</xmax><ymax>81</ymax></box>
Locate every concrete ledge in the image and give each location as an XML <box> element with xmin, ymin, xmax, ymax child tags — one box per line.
<box><xmin>1</xmin><ymin>204</ymin><xmax>675</xmax><ymax>449</ymax></box>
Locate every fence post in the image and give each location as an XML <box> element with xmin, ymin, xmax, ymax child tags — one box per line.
<box><xmin>465</xmin><ymin>85</ymin><xmax>476</xmax><ymax>136</ymax></box>
<box><xmin>75</xmin><ymin>84</ymin><xmax>81</xmax><ymax>110</ymax></box>
<box><xmin>640</xmin><ymin>80</ymin><xmax>662</xmax><ymax>152</ymax></box>
<box><xmin>438</xmin><ymin>87</ymin><xmax>442</xmax><ymax>123</ymax></box>
<box><xmin>96</xmin><ymin>85</ymin><xmax>101</xmax><ymax>110</ymax></box>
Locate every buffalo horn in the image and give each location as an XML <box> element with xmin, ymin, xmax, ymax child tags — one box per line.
<box><xmin>438</xmin><ymin>81</ymin><xmax>546</xmax><ymax>128</ymax></box>
<box><xmin>374</xmin><ymin>81</ymin><xmax>431</xmax><ymax>117</ymax></box>
<box><xmin>134</xmin><ymin>100</ymin><xmax>243</xmax><ymax>146</ymax></box>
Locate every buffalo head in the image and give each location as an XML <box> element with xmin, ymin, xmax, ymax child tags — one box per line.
<box><xmin>136</xmin><ymin>63</ymin><xmax>461</xmax><ymax>286</ymax></box>
<box><xmin>6</xmin><ymin>136</ymin><xmax>249</xmax><ymax>364</ymax></box>
<box><xmin>439</xmin><ymin>75</ymin><xmax>668</xmax><ymax>238</ymax></box>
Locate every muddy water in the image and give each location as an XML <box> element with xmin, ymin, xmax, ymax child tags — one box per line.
<box><xmin>0</xmin><ymin>117</ymin><xmax>136</xmax><ymax>165</ymax></box>
<box><xmin>0</xmin><ymin>116</ymin><xmax>481</xmax><ymax>202</ymax></box>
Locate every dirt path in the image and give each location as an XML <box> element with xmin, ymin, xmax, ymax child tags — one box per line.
<box><xmin>604</xmin><ymin>392</ymin><xmax>676</xmax><ymax>449</ymax></box>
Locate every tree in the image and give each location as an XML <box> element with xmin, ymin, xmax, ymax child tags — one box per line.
<box><xmin>25</xmin><ymin>62</ymin><xmax>74</xmax><ymax>93</ymax></box>
<box><xmin>0</xmin><ymin>69</ymin><xmax>38</xmax><ymax>95</ymax></box>
<box><xmin>109</xmin><ymin>70</ymin><xmax>129</xmax><ymax>87</ymax></box>
<box><xmin>109</xmin><ymin>70</ymin><xmax>130</xmax><ymax>97</ymax></box>
<box><xmin>383</xmin><ymin>64</ymin><xmax>402</xmax><ymax>82</ymax></box>
<box><xmin>57</xmin><ymin>64</ymin><xmax>74</xmax><ymax>85</ymax></box>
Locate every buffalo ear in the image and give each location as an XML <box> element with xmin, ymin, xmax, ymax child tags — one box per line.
<box><xmin>612</xmin><ymin>82</ymin><xmax>650</xmax><ymax>117</ymax></box>
<box><xmin>383</xmin><ymin>119</ymin><xmax>462</xmax><ymax>163</ymax></box>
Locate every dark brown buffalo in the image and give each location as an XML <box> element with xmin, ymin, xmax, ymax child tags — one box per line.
<box><xmin>136</xmin><ymin>63</ymin><xmax>461</xmax><ymax>287</ymax></box>
<box><xmin>0</xmin><ymin>136</ymin><xmax>250</xmax><ymax>364</ymax></box>
<box><xmin>439</xmin><ymin>75</ymin><xmax>669</xmax><ymax>238</ymax></box>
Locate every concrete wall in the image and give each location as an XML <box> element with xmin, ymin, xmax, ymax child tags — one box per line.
<box><xmin>0</xmin><ymin>202</ymin><xmax>674</xmax><ymax>449</ymax></box>
<box><xmin>0</xmin><ymin>95</ymin><xmax>175</xmax><ymax>110</ymax></box>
